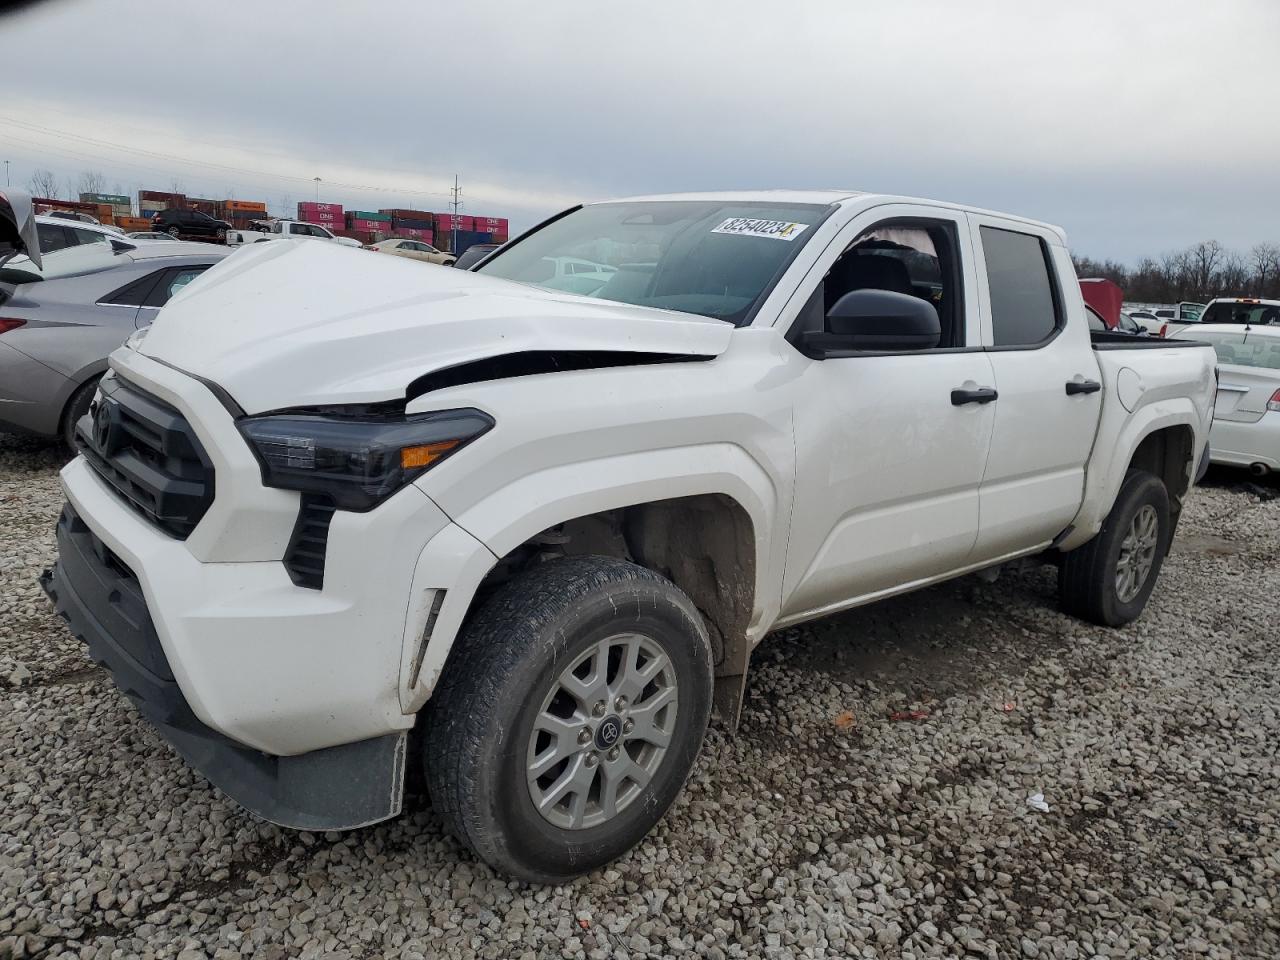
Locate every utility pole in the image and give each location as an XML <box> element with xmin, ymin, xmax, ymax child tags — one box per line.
<box><xmin>450</xmin><ymin>174</ymin><xmax>463</xmax><ymax>254</ymax></box>
<box><xmin>313</xmin><ymin>177</ymin><xmax>321</xmax><ymax>202</ymax></box>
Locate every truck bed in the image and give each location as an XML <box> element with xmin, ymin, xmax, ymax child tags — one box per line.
<box><xmin>1091</xmin><ymin>331</ymin><xmax>1207</xmax><ymax>350</ymax></box>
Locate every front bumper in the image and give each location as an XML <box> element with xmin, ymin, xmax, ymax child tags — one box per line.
<box><xmin>42</xmin><ymin>503</ymin><xmax>406</xmax><ymax>830</ymax></box>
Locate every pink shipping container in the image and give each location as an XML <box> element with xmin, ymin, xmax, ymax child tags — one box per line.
<box><xmin>348</xmin><ymin>218</ymin><xmax>392</xmax><ymax>232</ymax></box>
<box><xmin>434</xmin><ymin>214</ymin><xmax>474</xmax><ymax>232</ymax></box>
<box><xmin>391</xmin><ymin>227</ymin><xmax>434</xmax><ymax>242</ymax></box>
<box><xmin>475</xmin><ymin>217</ymin><xmax>508</xmax><ymax>234</ymax></box>
<box><xmin>298</xmin><ymin>202</ymin><xmax>343</xmax><ymax>216</ymax></box>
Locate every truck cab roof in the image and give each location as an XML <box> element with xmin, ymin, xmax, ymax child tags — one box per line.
<box><xmin>594</xmin><ymin>190</ymin><xmax>1069</xmax><ymax>245</ymax></box>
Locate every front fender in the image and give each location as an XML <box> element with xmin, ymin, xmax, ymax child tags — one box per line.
<box><xmin>398</xmin><ymin>442</ymin><xmax>783</xmax><ymax>713</ymax></box>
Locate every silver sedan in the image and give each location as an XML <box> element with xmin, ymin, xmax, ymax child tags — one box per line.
<box><xmin>1174</xmin><ymin>322</ymin><xmax>1280</xmax><ymax>477</ymax></box>
<box><xmin>1</xmin><ymin>214</ymin><xmax>228</xmax><ymax>447</ymax></box>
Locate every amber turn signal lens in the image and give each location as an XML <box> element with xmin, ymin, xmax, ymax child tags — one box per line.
<box><xmin>401</xmin><ymin>439</ymin><xmax>461</xmax><ymax>469</ymax></box>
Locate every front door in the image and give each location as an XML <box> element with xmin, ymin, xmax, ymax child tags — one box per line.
<box><xmin>779</xmin><ymin>206</ymin><xmax>997</xmax><ymax>620</ymax></box>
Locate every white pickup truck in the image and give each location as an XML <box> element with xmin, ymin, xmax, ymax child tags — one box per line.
<box><xmin>225</xmin><ymin>218</ymin><xmax>363</xmax><ymax>248</ymax></box>
<box><xmin>29</xmin><ymin>189</ymin><xmax>1217</xmax><ymax>882</ymax></box>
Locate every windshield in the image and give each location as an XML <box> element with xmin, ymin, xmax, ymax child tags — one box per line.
<box><xmin>1200</xmin><ymin>301</ymin><xmax>1280</xmax><ymax>325</ymax></box>
<box><xmin>476</xmin><ymin>201</ymin><xmax>831</xmax><ymax>324</ymax></box>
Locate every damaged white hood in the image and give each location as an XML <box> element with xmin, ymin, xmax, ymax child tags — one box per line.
<box><xmin>138</xmin><ymin>239</ymin><xmax>733</xmax><ymax>413</ymax></box>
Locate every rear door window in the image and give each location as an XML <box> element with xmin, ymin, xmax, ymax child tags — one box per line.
<box><xmin>980</xmin><ymin>226</ymin><xmax>1061</xmax><ymax>347</ymax></box>
<box><xmin>72</xmin><ymin>228</ymin><xmax>110</xmax><ymax>247</ymax></box>
<box><xmin>38</xmin><ymin>224</ymin><xmax>74</xmax><ymax>254</ymax></box>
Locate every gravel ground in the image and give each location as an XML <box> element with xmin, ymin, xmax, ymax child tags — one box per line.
<box><xmin>2</xmin><ymin>432</ymin><xmax>1278</xmax><ymax>959</ymax></box>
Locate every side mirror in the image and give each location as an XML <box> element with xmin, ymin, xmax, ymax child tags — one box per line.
<box><xmin>802</xmin><ymin>288</ymin><xmax>941</xmax><ymax>357</ymax></box>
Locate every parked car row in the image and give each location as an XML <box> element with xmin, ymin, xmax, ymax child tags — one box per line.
<box><xmin>1</xmin><ymin>204</ymin><xmax>230</xmax><ymax>447</ymax></box>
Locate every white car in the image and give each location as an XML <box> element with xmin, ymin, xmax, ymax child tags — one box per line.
<box><xmin>35</xmin><ymin>215</ymin><xmax>127</xmax><ymax>255</ymax></box>
<box><xmin>369</xmin><ymin>238</ymin><xmax>455</xmax><ymax>266</ymax></box>
<box><xmin>226</xmin><ymin>218</ymin><xmax>362</xmax><ymax>248</ymax></box>
<box><xmin>1174</xmin><ymin>322</ymin><xmax>1280</xmax><ymax>475</ymax></box>
<box><xmin>36</xmin><ymin>189</ymin><xmax>1216</xmax><ymax>883</ymax></box>
<box><xmin>1129</xmin><ymin>302</ymin><xmax>1208</xmax><ymax>336</ymax></box>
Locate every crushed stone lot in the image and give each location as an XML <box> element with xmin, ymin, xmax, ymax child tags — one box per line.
<box><xmin>1</xmin><ymin>431</ymin><xmax>1278</xmax><ymax>960</ymax></box>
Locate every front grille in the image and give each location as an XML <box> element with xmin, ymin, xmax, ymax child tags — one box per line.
<box><xmin>284</xmin><ymin>494</ymin><xmax>336</xmax><ymax>589</ymax></box>
<box><xmin>77</xmin><ymin>375</ymin><xmax>214</xmax><ymax>539</ymax></box>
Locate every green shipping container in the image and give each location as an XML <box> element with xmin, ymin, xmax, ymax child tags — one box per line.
<box><xmin>345</xmin><ymin>211</ymin><xmax>392</xmax><ymax>222</ymax></box>
<box><xmin>80</xmin><ymin>192</ymin><xmax>130</xmax><ymax>206</ymax></box>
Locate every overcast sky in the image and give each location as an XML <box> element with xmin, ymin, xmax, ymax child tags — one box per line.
<box><xmin>4</xmin><ymin>0</ymin><xmax>1276</xmax><ymax>263</ymax></box>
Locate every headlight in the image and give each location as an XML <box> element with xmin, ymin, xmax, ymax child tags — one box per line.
<box><xmin>237</xmin><ymin>407</ymin><xmax>493</xmax><ymax>510</ymax></box>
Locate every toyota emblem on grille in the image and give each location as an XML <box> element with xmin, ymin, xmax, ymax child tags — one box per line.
<box><xmin>93</xmin><ymin>400</ymin><xmax>118</xmax><ymax>454</ymax></box>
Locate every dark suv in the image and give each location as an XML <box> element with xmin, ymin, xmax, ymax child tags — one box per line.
<box><xmin>151</xmin><ymin>208</ymin><xmax>231</xmax><ymax>242</ymax></box>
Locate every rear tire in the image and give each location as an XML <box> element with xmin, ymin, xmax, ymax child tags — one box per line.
<box><xmin>167</xmin><ymin>225</ymin><xmax>181</xmax><ymax>238</ymax></box>
<box><xmin>60</xmin><ymin>377</ymin><xmax>99</xmax><ymax>452</ymax></box>
<box><xmin>423</xmin><ymin>556</ymin><xmax>713</xmax><ymax>883</ymax></box>
<box><xmin>1059</xmin><ymin>470</ymin><xmax>1171</xmax><ymax>626</ymax></box>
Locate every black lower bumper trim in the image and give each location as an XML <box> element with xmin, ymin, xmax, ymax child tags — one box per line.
<box><xmin>42</xmin><ymin>503</ymin><xmax>406</xmax><ymax>831</ymax></box>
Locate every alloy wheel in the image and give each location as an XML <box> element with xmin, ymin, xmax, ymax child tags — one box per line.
<box><xmin>526</xmin><ymin>632</ymin><xmax>678</xmax><ymax>830</ymax></box>
<box><xmin>1115</xmin><ymin>504</ymin><xmax>1159</xmax><ymax>603</ymax></box>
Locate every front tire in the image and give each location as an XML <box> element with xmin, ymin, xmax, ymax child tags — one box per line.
<box><xmin>60</xmin><ymin>377</ymin><xmax>99</xmax><ymax>452</ymax></box>
<box><xmin>423</xmin><ymin>556</ymin><xmax>713</xmax><ymax>882</ymax></box>
<box><xmin>167</xmin><ymin>225</ymin><xmax>181</xmax><ymax>238</ymax></box>
<box><xmin>1059</xmin><ymin>470</ymin><xmax>1171</xmax><ymax>626</ymax></box>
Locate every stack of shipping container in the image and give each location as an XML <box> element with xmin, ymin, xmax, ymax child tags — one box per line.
<box><xmin>138</xmin><ymin>190</ymin><xmax>184</xmax><ymax>221</ymax></box>
<box><xmin>297</xmin><ymin>202</ymin><xmax>343</xmax><ymax>234</ymax></box>
<box><xmin>26</xmin><ymin>186</ymin><xmax>520</xmax><ymax>250</ymax></box>
<box><xmin>380</xmin><ymin>209</ymin><xmax>435</xmax><ymax>245</ymax></box>
<box><xmin>79</xmin><ymin>193</ymin><xmax>131</xmax><ymax>222</ymax></box>
<box><xmin>224</xmin><ymin>200</ymin><xmax>269</xmax><ymax>229</ymax></box>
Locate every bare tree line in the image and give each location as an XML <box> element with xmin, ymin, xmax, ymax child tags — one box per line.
<box><xmin>1073</xmin><ymin>240</ymin><xmax>1280</xmax><ymax>304</ymax></box>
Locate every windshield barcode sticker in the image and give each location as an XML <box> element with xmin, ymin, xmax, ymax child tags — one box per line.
<box><xmin>711</xmin><ymin>218</ymin><xmax>809</xmax><ymax>241</ymax></box>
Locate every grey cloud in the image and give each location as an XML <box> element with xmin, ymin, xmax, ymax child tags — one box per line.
<box><xmin>4</xmin><ymin>0</ymin><xmax>1276</xmax><ymax>261</ymax></box>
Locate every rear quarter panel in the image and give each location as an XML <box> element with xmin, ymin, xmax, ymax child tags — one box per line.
<box><xmin>1059</xmin><ymin>343</ymin><xmax>1216</xmax><ymax>550</ymax></box>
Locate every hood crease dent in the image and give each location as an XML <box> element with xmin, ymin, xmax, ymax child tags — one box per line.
<box><xmin>138</xmin><ymin>240</ymin><xmax>732</xmax><ymax>414</ymax></box>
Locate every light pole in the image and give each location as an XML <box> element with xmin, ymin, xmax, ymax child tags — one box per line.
<box><xmin>313</xmin><ymin>177</ymin><xmax>321</xmax><ymax>202</ymax></box>
<box><xmin>3</xmin><ymin>160</ymin><xmax>8</xmax><ymax>187</ymax></box>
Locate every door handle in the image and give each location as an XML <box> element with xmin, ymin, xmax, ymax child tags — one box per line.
<box><xmin>951</xmin><ymin>387</ymin><xmax>998</xmax><ymax>405</ymax></box>
<box><xmin>1065</xmin><ymin>379</ymin><xmax>1102</xmax><ymax>396</ymax></box>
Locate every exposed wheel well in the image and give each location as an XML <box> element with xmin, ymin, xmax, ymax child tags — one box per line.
<box><xmin>474</xmin><ymin>494</ymin><xmax>757</xmax><ymax>728</ymax></box>
<box><xmin>1127</xmin><ymin>425</ymin><xmax>1196</xmax><ymax>516</ymax></box>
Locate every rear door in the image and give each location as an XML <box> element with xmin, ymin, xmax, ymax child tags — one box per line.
<box><xmin>967</xmin><ymin>215</ymin><xmax>1101</xmax><ymax>562</ymax></box>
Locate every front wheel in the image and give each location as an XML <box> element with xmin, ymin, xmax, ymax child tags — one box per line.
<box><xmin>1059</xmin><ymin>470</ymin><xmax>1171</xmax><ymax>626</ymax></box>
<box><xmin>167</xmin><ymin>225</ymin><xmax>181</xmax><ymax>238</ymax></box>
<box><xmin>423</xmin><ymin>556</ymin><xmax>713</xmax><ymax>882</ymax></box>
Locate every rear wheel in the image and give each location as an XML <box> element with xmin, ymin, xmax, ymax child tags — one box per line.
<box><xmin>167</xmin><ymin>225</ymin><xmax>181</xmax><ymax>238</ymax></box>
<box><xmin>1059</xmin><ymin>470</ymin><xmax>1171</xmax><ymax>626</ymax></box>
<box><xmin>423</xmin><ymin>556</ymin><xmax>713</xmax><ymax>882</ymax></box>
<box><xmin>60</xmin><ymin>377</ymin><xmax>100</xmax><ymax>452</ymax></box>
